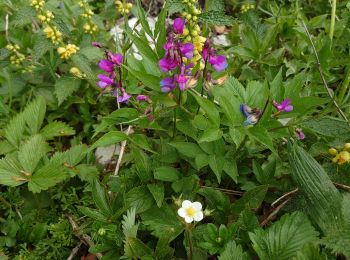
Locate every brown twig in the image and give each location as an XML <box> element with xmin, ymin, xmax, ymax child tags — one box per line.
<box><xmin>261</xmin><ymin>198</ymin><xmax>291</xmax><ymax>226</ymax></box>
<box><xmin>271</xmin><ymin>188</ymin><xmax>299</xmax><ymax>207</ymax></box>
<box><xmin>65</xmin><ymin>214</ymin><xmax>102</xmax><ymax>259</ymax></box>
<box><xmin>333</xmin><ymin>182</ymin><xmax>350</xmax><ymax>191</ymax></box>
<box><xmin>200</xmin><ymin>185</ymin><xmax>244</xmax><ymax>196</ymax></box>
<box><xmin>67</xmin><ymin>241</ymin><xmax>82</xmax><ymax>260</ymax></box>
<box><xmin>301</xmin><ymin>20</ymin><xmax>350</xmax><ymax>127</ymax></box>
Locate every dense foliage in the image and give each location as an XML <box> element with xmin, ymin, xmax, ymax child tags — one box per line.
<box><xmin>1</xmin><ymin>0</ymin><xmax>350</xmax><ymax>259</ymax></box>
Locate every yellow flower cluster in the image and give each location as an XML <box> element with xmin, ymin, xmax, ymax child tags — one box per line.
<box><xmin>329</xmin><ymin>143</ymin><xmax>350</xmax><ymax>165</ymax></box>
<box><xmin>240</xmin><ymin>3</ymin><xmax>255</xmax><ymax>13</ymax></box>
<box><xmin>30</xmin><ymin>0</ymin><xmax>45</xmax><ymax>10</ymax></box>
<box><xmin>57</xmin><ymin>44</ymin><xmax>79</xmax><ymax>60</ymax></box>
<box><xmin>70</xmin><ymin>67</ymin><xmax>85</xmax><ymax>78</ymax></box>
<box><xmin>115</xmin><ymin>0</ymin><xmax>133</xmax><ymax>15</ymax></box>
<box><xmin>43</xmin><ymin>26</ymin><xmax>62</xmax><ymax>44</ymax></box>
<box><xmin>79</xmin><ymin>0</ymin><xmax>98</xmax><ymax>34</ymax></box>
<box><xmin>6</xmin><ymin>44</ymin><xmax>25</xmax><ymax>66</ymax></box>
<box><xmin>37</xmin><ymin>10</ymin><xmax>54</xmax><ymax>23</ymax></box>
<box><xmin>180</xmin><ymin>0</ymin><xmax>205</xmax><ymax>66</ymax></box>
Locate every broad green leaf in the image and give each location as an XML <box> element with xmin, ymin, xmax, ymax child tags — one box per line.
<box><xmin>23</xmin><ymin>96</ymin><xmax>46</xmax><ymax>135</ymax></box>
<box><xmin>247</xmin><ymin>126</ymin><xmax>277</xmax><ymax>154</ymax></box>
<box><xmin>71</xmin><ymin>54</ymin><xmax>94</xmax><ymax>80</ymax></box>
<box><xmin>209</xmin><ymin>154</ymin><xmax>224</xmax><ymax>183</ymax></box>
<box><xmin>92</xmin><ymin>179</ymin><xmax>112</xmax><ymax>216</ymax></box>
<box><xmin>78</xmin><ymin>206</ymin><xmax>109</xmax><ymax>222</ymax></box>
<box><xmin>192</xmin><ymin>93</ymin><xmax>220</xmax><ymax>127</ymax></box>
<box><xmin>246</xmin><ymin>81</ymin><xmax>269</xmax><ymax>108</ymax></box>
<box><xmin>270</xmin><ymin>68</ymin><xmax>284</xmax><ymax>101</ymax></box>
<box><xmin>136</xmin><ymin>0</ymin><xmax>153</xmax><ymax>37</ymax></box>
<box><xmin>223</xmin><ymin>159</ymin><xmax>238</xmax><ymax>183</ymax></box>
<box><xmin>124</xmin><ymin>65</ymin><xmax>161</xmax><ymax>91</ymax></box>
<box><xmin>133</xmin><ymin>148</ymin><xmax>153</xmax><ymax>182</ymax></box>
<box><xmin>154</xmin><ymin>166</ymin><xmax>180</xmax><ymax>182</ymax></box>
<box><xmin>249</xmin><ymin>212</ymin><xmax>319</xmax><ymax>260</ymax></box>
<box><xmin>170</xmin><ymin>142</ymin><xmax>203</xmax><ymax>158</ymax></box>
<box><xmin>0</xmin><ymin>155</ymin><xmax>27</xmax><ymax>186</ymax></box>
<box><xmin>288</xmin><ymin>142</ymin><xmax>343</xmax><ymax>232</ymax></box>
<box><xmin>11</xmin><ymin>7</ymin><xmax>35</xmax><ymax>27</ymax></box>
<box><xmin>50</xmin><ymin>144</ymin><xmax>88</xmax><ymax>166</ymax></box>
<box><xmin>165</xmin><ymin>0</ymin><xmax>185</xmax><ymax>15</ymax></box>
<box><xmin>90</xmin><ymin>131</ymin><xmax>127</xmax><ymax>150</ymax></box>
<box><xmin>28</xmin><ymin>163</ymin><xmax>68</xmax><ymax>193</ymax></box>
<box><xmin>18</xmin><ymin>135</ymin><xmax>48</xmax><ymax>174</ymax></box>
<box><xmin>40</xmin><ymin>121</ymin><xmax>75</xmax><ymax>139</ymax></box>
<box><xmin>301</xmin><ymin>117</ymin><xmax>350</xmax><ymax>137</ymax></box>
<box><xmin>199</xmin><ymin>128</ymin><xmax>223</xmax><ymax>143</ymax></box>
<box><xmin>125</xmin><ymin>186</ymin><xmax>154</xmax><ymax>213</ymax></box>
<box><xmin>4</xmin><ymin>113</ymin><xmax>26</xmax><ymax>148</ymax></box>
<box><xmin>32</xmin><ymin>36</ymin><xmax>53</xmax><ymax>61</ymax></box>
<box><xmin>147</xmin><ymin>183</ymin><xmax>164</xmax><ymax>207</ymax></box>
<box><xmin>54</xmin><ymin>77</ymin><xmax>81</xmax><ymax>105</ymax></box>
<box><xmin>125</xmin><ymin>237</ymin><xmax>153</xmax><ymax>258</ymax></box>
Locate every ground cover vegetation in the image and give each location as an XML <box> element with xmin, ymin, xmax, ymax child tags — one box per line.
<box><xmin>1</xmin><ymin>0</ymin><xmax>350</xmax><ymax>259</ymax></box>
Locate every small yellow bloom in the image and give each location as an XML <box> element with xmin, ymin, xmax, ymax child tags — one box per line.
<box><xmin>338</xmin><ymin>151</ymin><xmax>350</xmax><ymax>165</ymax></box>
<box><xmin>344</xmin><ymin>143</ymin><xmax>350</xmax><ymax>150</ymax></box>
<box><xmin>328</xmin><ymin>148</ymin><xmax>338</xmax><ymax>156</ymax></box>
<box><xmin>70</xmin><ymin>67</ymin><xmax>84</xmax><ymax>78</ymax></box>
<box><xmin>57</xmin><ymin>44</ymin><xmax>79</xmax><ymax>60</ymax></box>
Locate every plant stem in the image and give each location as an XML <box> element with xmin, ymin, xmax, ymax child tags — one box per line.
<box><xmin>185</xmin><ymin>227</ymin><xmax>193</xmax><ymax>260</ymax></box>
<box><xmin>337</xmin><ymin>66</ymin><xmax>350</xmax><ymax>104</ymax></box>
<box><xmin>329</xmin><ymin>0</ymin><xmax>336</xmax><ymax>42</ymax></box>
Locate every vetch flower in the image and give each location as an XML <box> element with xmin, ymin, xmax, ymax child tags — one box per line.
<box><xmin>109</xmin><ymin>53</ymin><xmax>123</xmax><ymax>65</ymax></box>
<box><xmin>273</xmin><ymin>99</ymin><xmax>293</xmax><ymax>112</ymax></box>
<box><xmin>160</xmin><ymin>77</ymin><xmax>176</xmax><ymax>92</ymax></box>
<box><xmin>177</xmin><ymin>200</ymin><xmax>204</xmax><ymax>223</ymax></box>
<box><xmin>295</xmin><ymin>128</ymin><xmax>305</xmax><ymax>140</ymax></box>
<box><xmin>97</xmin><ymin>74</ymin><xmax>114</xmax><ymax>88</ymax></box>
<box><xmin>180</xmin><ymin>43</ymin><xmax>194</xmax><ymax>59</ymax></box>
<box><xmin>99</xmin><ymin>59</ymin><xmax>114</xmax><ymax>73</ymax></box>
<box><xmin>159</xmin><ymin>57</ymin><xmax>178</xmax><ymax>72</ymax></box>
<box><xmin>173</xmin><ymin>18</ymin><xmax>185</xmax><ymax>34</ymax></box>
<box><xmin>136</xmin><ymin>95</ymin><xmax>149</xmax><ymax>102</ymax></box>
<box><xmin>209</xmin><ymin>55</ymin><xmax>228</xmax><ymax>72</ymax></box>
<box><xmin>240</xmin><ymin>104</ymin><xmax>261</xmax><ymax>126</ymax></box>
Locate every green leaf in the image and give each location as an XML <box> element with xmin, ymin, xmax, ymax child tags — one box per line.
<box><xmin>191</xmin><ymin>93</ymin><xmax>220</xmax><ymax>127</ymax></box>
<box><xmin>0</xmin><ymin>155</ymin><xmax>27</xmax><ymax>186</ymax></box>
<box><xmin>18</xmin><ymin>135</ymin><xmax>48</xmax><ymax>174</ymax></box>
<box><xmin>249</xmin><ymin>212</ymin><xmax>319</xmax><ymax>260</ymax></box>
<box><xmin>301</xmin><ymin>117</ymin><xmax>350</xmax><ymax>137</ymax></box>
<box><xmin>23</xmin><ymin>96</ymin><xmax>46</xmax><ymax>135</ymax></box>
<box><xmin>247</xmin><ymin>126</ymin><xmax>277</xmax><ymax>154</ymax></box>
<box><xmin>78</xmin><ymin>206</ymin><xmax>109</xmax><ymax>222</ymax></box>
<box><xmin>209</xmin><ymin>154</ymin><xmax>224</xmax><ymax>183</ymax></box>
<box><xmin>32</xmin><ymin>36</ymin><xmax>54</xmax><ymax>61</ymax></box>
<box><xmin>90</xmin><ymin>131</ymin><xmax>127</xmax><ymax>150</ymax></box>
<box><xmin>50</xmin><ymin>144</ymin><xmax>88</xmax><ymax>166</ymax></box>
<box><xmin>92</xmin><ymin>179</ymin><xmax>112</xmax><ymax>216</ymax></box>
<box><xmin>71</xmin><ymin>54</ymin><xmax>94</xmax><ymax>80</ymax></box>
<box><xmin>154</xmin><ymin>166</ymin><xmax>180</xmax><ymax>182</ymax></box>
<box><xmin>231</xmin><ymin>185</ymin><xmax>269</xmax><ymax>215</ymax></box>
<box><xmin>165</xmin><ymin>0</ymin><xmax>186</xmax><ymax>15</ymax></box>
<box><xmin>198</xmin><ymin>11</ymin><xmax>235</xmax><ymax>25</ymax></box>
<box><xmin>199</xmin><ymin>128</ymin><xmax>223</xmax><ymax>143</ymax></box>
<box><xmin>170</xmin><ymin>142</ymin><xmax>203</xmax><ymax>158</ymax></box>
<box><xmin>124</xmin><ymin>66</ymin><xmax>161</xmax><ymax>91</ymax></box>
<box><xmin>54</xmin><ymin>77</ymin><xmax>81</xmax><ymax>105</ymax></box>
<box><xmin>253</xmin><ymin>160</ymin><xmax>274</xmax><ymax>184</ymax></box>
<box><xmin>288</xmin><ymin>142</ymin><xmax>343</xmax><ymax>232</ymax></box>
<box><xmin>28</xmin><ymin>163</ymin><xmax>68</xmax><ymax>193</ymax></box>
<box><xmin>207</xmin><ymin>0</ymin><xmax>225</xmax><ymax>12</ymax></box>
<box><xmin>11</xmin><ymin>7</ymin><xmax>35</xmax><ymax>27</ymax></box>
<box><xmin>147</xmin><ymin>183</ymin><xmax>164</xmax><ymax>207</ymax></box>
<box><xmin>219</xmin><ymin>240</ymin><xmax>248</xmax><ymax>260</ymax></box>
<box><xmin>270</xmin><ymin>68</ymin><xmax>284</xmax><ymax>101</ymax></box>
<box><xmin>125</xmin><ymin>186</ymin><xmax>154</xmax><ymax>213</ymax></box>
<box><xmin>4</xmin><ymin>112</ymin><xmax>26</xmax><ymax>148</ymax></box>
<box><xmin>223</xmin><ymin>159</ymin><xmax>238</xmax><ymax>183</ymax></box>
<box><xmin>125</xmin><ymin>237</ymin><xmax>153</xmax><ymax>258</ymax></box>
<box><xmin>136</xmin><ymin>0</ymin><xmax>153</xmax><ymax>37</ymax></box>
<box><xmin>40</xmin><ymin>121</ymin><xmax>75</xmax><ymax>139</ymax></box>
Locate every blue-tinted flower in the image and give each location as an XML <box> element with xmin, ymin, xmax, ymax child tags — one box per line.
<box><xmin>160</xmin><ymin>77</ymin><xmax>176</xmax><ymax>92</ymax></box>
<box><xmin>97</xmin><ymin>74</ymin><xmax>114</xmax><ymax>88</ymax></box>
<box><xmin>240</xmin><ymin>104</ymin><xmax>261</xmax><ymax>126</ymax></box>
<box><xmin>209</xmin><ymin>55</ymin><xmax>228</xmax><ymax>72</ymax></box>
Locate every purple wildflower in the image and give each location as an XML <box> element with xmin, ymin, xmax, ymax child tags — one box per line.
<box><xmin>209</xmin><ymin>55</ymin><xmax>228</xmax><ymax>72</ymax></box>
<box><xmin>109</xmin><ymin>53</ymin><xmax>123</xmax><ymax>65</ymax></box>
<box><xmin>175</xmin><ymin>66</ymin><xmax>187</xmax><ymax>91</ymax></box>
<box><xmin>173</xmin><ymin>18</ymin><xmax>185</xmax><ymax>34</ymax></box>
<box><xmin>240</xmin><ymin>104</ymin><xmax>261</xmax><ymax>126</ymax></box>
<box><xmin>115</xmin><ymin>89</ymin><xmax>131</xmax><ymax>103</ymax></box>
<box><xmin>160</xmin><ymin>77</ymin><xmax>176</xmax><ymax>92</ymax></box>
<box><xmin>99</xmin><ymin>59</ymin><xmax>114</xmax><ymax>73</ymax></box>
<box><xmin>180</xmin><ymin>43</ymin><xmax>194</xmax><ymax>59</ymax></box>
<box><xmin>97</xmin><ymin>74</ymin><xmax>114</xmax><ymax>88</ymax></box>
<box><xmin>159</xmin><ymin>57</ymin><xmax>178</xmax><ymax>72</ymax></box>
<box><xmin>92</xmin><ymin>42</ymin><xmax>102</xmax><ymax>48</ymax></box>
<box><xmin>272</xmin><ymin>99</ymin><xmax>293</xmax><ymax>112</ymax></box>
<box><xmin>136</xmin><ymin>95</ymin><xmax>149</xmax><ymax>102</ymax></box>
<box><xmin>296</xmin><ymin>128</ymin><xmax>305</xmax><ymax>140</ymax></box>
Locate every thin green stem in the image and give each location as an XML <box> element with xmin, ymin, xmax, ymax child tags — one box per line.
<box><xmin>337</xmin><ymin>66</ymin><xmax>350</xmax><ymax>104</ymax></box>
<box><xmin>185</xmin><ymin>227</ymin><xmax>193</xmax><ymax>260</ymax></box>
<box><xmin>329</xmin><ymin>0</ymin><xmax>337</xmax><ymax>42</ymax></box>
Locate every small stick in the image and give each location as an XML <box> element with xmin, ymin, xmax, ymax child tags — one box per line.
<box><xmin>334</xmin><ymin>182</ymin><xmax>350</xmax><ymax>191</ymax></box>
<box><xmin>200</xmin><ymin>185</ymin><xmax>244</xmax><ymax>196</ymax></box>
<box><xmin>5</xmin><ymin>14</ymin><xmax>9</xmax><ymax>42</ymax></box>
<box><xmin>301</xmin><ymin>20</ymin><xmax>350</xmax><ymax>126</ymax></box>
<box><xmin>261</xmin><ymin>198</ymin><xmax>291</xmax><ymax>226</ymax></box>
<box><xmin>271</xmin><ymin>188</ymin><xmax>299</xmax><ymax>207</ymax></box>
<box><xmin>65</xmin><ymin>214</ymin><xmax>102</xmax><ymax>259</ymax></box>
<box><xmin>113</xmin><ymin>125</ymin><xmax>133</xmax><ymax>176</ymax></box>
<box><xmin>67</xmin><ymin>241</ymin><xmax>82</xmax><ymax>260</ymax></box>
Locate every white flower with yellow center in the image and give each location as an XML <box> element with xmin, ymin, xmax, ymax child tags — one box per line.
<box><xmin>177</xmin><ymin>200</ymin><xmax>203</xmax><ymax>223</ymax></box>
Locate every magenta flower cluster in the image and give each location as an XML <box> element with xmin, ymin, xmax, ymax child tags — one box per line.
<box><xmin>94</xmin><ymin>43</ymin><xmax>131</xmax><ymax>103</ymax></box>
<box><xmin>159</xmin><ymin>18</ymin><xmax>228</xmax><ymax>93</ymax></box>
<box><xmin>272</xmin><ymin>99</ymin><xmax>293</xmax><ymax>112</ymax></box>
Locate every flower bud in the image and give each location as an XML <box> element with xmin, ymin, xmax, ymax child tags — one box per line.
<box><xmin>344</xmin><ymin>143</ymin><xmax>350</xmax><ymax>150</ymax></box>
<box><xmin>328</xmin><ymin>148</ymin><xmax>338</xmax><ymax>155</ymax></box>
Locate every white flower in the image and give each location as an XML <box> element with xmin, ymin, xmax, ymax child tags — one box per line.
<box><xmin>177</xmin><ymin>200</ymin><xmax>204</xmax><ymax>223</ymax></box>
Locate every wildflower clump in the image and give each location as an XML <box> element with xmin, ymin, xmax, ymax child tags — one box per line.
<box><xmin>6</xmin><ymin>44</ymin><xmax>25</xmax><ymax>67</ymax></box>
<box><xmin>329</xmin><ymin>143</ymin><xmax>350</xmax><ymax>165</ymax></box>
<box><xmin>37</xmin><ymin>10</ymin><xmax>54</xmax><ymax>23</ymax></box>
<box><xmin>115</xmin><ymin>0</ymin><xmax>133</xmax><ymax>15</ymax></box>
<box><xmin>57</xmin><ymin>44</ymin><xmax>79</xmax><ymax>60</ymax></box>
<box><xmin>240</xmin><ymin>3</ymin><xmax>255</xmax><ymax>13</ymax></box>
<box><xmin>79</xmin><ymin>0</ymin><xmax>98</xmax><ymax>34</ymax></box>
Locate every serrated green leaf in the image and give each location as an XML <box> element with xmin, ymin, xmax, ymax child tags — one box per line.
<box><xmin>92</xmin><ymin>179</ymin><xmax>112</xmax><ymax>216</ymax></box>
<box><xmin>125</xmin><ymin>186</ymin><xmax>154</xmax><ymax>213</ymax></box>
<box><xmin>4</xmin><ymin>112</ymin><xmax>26</xmax><ymax>148</ymax></box>
<box><xmin>147</xmin><ymin>183</ymin><xmax>164</xmax><ymax>207</ymax></box>
<box><xmin>219</xmin><ymin>240</ymin><xmax>248</xmax><ymax>260</ymax></box>
<box><xmin>78</xmin><ymin>206</ymin><xmax>109</xmax><ymax>222</ymax></box>
<box><xmin>247</xmin><ymin>126</ymin><xmax>277</xmax><ymax>154</ymax></box>
<box><xmin>301</xmin><ymin>117</ymin><xmax>350</xmax><ymax>137</ymax></box>
<box><xmin>54</xmin><ymin>77</ymin><xmax>81</xmax><ymax>105</ymax></box>
<box><xmin>40</xmin><ymin>121</ymin><xmax>75</xmax><ymax>139</ymax></box>
<box><xmin>209</xmin><ymin>154</ymin><xmax>224</xmax><ymax>183</ymax></box>
<box><xmin>32</xmin><ymin>36</ymin><xmax>54</xmax><ymax>61</ymax></box>
<box><xmin>50</xmin><ymin>144</ymin><xmax>88</xmax><ymax>166</ymax></box>
<box><xmin>23</xmin><ymin>96</ymin><xmax>46</xmax><ymax>135</ymax></box>
<box><xmin>18</xmin><ymin>135</ymin><xmax>48</xmax><ymax>174</ymax></box>
<box><xmin>71</xmin><ymin>54</ymin><xmax>94</xmax><ymax>80</ymax></box>
<box><xmin>154</xmin><ymin>166</ymin><xmax>180</xmax><ymax>182</ymax></box>
<box><xmin>0</xmin><ymin>155</ymin><xmax>27</xmax><ymax>186</ymax></box>
<box><xmin>198</xmin><ymin>11</ymin><xmax>235</xmax><ymax>25</ymax></box>
<box><xmin>165</xmin><ymin>0</ymin><xmax>186</xmax><ymax>15</ymax></box>
<box><xmin>249</xmin><ymin>212</ymin><xmax>319</xmax><ymax>260</ymax></box>
<box><xmin>90</xmin><ymin>131</ymin><xmax>127</xmax><ymax>150</ymax></box>
<box><xmin>11</xmin><ymin>7</ymin><xmax>35</xmax><ymax>27</ymax></box>
<box><xmin>191</xmin><ymin>93</ymin><xmax>220</xmax><ymax>127</ymax></box>
<box><xmin>28</xmin><ymin>163</ymin><xmax>68</xmax><ymax>193</ymax></box>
